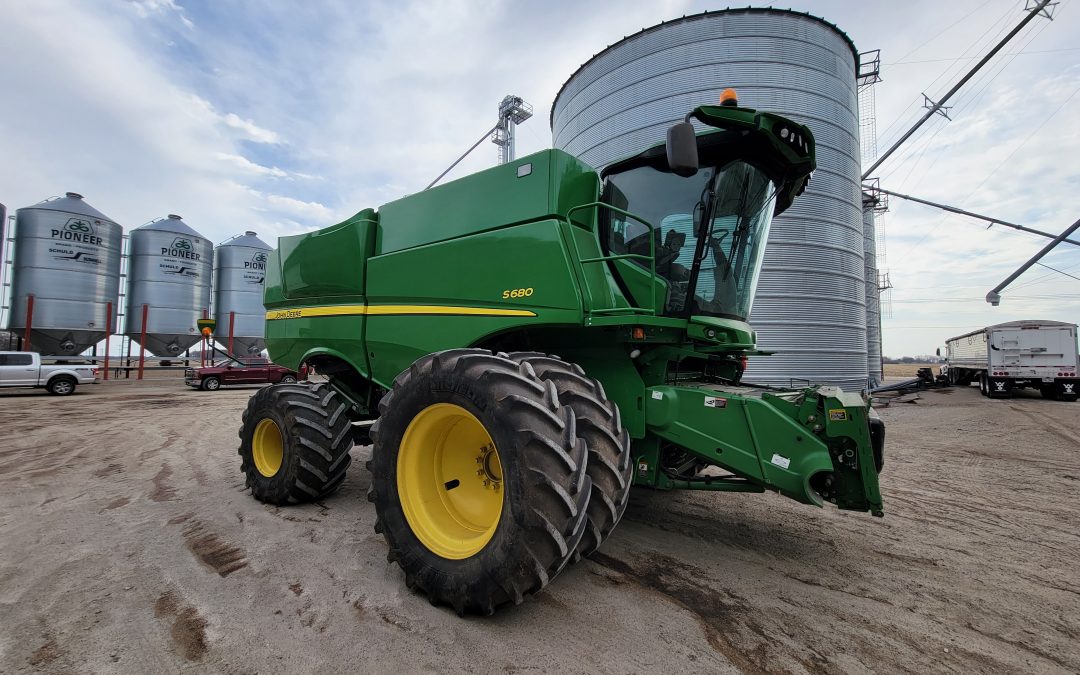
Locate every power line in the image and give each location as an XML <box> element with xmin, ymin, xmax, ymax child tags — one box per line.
<box><xmin>864</xmin><ymin>0</ymin><xmax>1054</xmax><ymax>179</ymax></box>
<box><xmin>875</xmin><ymin>2</ymin><xmax>1020</xmax><ymax>149</ymax></box>
<box><xmin>1034</xmin><ymin>261</ymin><xmax>1080</xmax><ymax>283</ymax></box>
<box><xmin>887</xmin><ymin>47</ymin><xmax>1080</xmax><ymax>65</ymax></box>
<box><xmin>888</xmin><ymin>0</ymin><xmax>996</xmax><ymax>65</ymax></box>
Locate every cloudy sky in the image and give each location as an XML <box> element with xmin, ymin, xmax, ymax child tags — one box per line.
<box><xmin>1</xmin><ymin>0</ymin><xmax>1077</xmax><ymax>356</ymax></box>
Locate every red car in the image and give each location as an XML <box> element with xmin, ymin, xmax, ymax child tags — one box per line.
<box><xmin>184</xmin><ymin>357</ymin><xmax>307</xmax><ymax>391</ymax></box>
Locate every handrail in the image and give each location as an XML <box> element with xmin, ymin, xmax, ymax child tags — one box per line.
<box><xmin>564</xmin><ymin>202</ymin><xmax>658</xmax><ymax>315</ymax></box>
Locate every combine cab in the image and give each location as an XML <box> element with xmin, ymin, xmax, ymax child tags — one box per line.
<box><xmin>236</xmin><ymin>92</ymin><xmax>885</xmax><ymax>615</ymax></box>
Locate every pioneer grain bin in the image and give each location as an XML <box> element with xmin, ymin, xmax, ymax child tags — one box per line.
<box><xmin>214</xmin><ymin>231</ymin><xmax>272</xmax><ymax>356</ymax></box>
<box><xmin>7</xmin><ymin>192</ymin><xmax>123</xmax><ymax>355</ymax></box>
<box><xmin>124</xmin><ymin>215</ymin><xmax>212</xmax><ymax>356</ymax></box>
<box><xmin>551</xmin><ymin>8</ymin><xmax>867</xmax><ymax>389</ymax></box>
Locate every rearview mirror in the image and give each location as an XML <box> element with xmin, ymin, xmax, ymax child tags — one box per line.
<box><xmin>666</xmin><ymin>122</ymin><xmax>699</xmax><ymax>177</ymax></box>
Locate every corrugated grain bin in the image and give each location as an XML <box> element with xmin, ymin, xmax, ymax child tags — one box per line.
<box><xmin>551</xmin><ymin>8</ymin><xmax>868</xmax><ymax>389</ymax></box>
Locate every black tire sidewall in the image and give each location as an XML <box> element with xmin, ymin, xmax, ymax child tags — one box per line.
<box><xmin>203</xmin><ymin>377</ymin><xmax>220</xmax><ymax>391</ymax></box>
<box><xmin>239</xmin><ymin>388</ymin><xmax>305</xmax><ymax>503</ymax></box>
<box><xmin>373</xmin><ymin>370</ymin><xmax>532</xmax><ymax>590</ymax></box>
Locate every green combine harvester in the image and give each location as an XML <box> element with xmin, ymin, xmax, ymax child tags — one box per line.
<box><xmin>237</xmin><ymin>90</ymin><xmax>885</xmax><ymax>615</ymax></box>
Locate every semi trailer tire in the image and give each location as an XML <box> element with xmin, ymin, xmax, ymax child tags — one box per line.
<box><xmin>237</xmin><ymin>382</ymin><xmax>353</xmax><ymax>505</ymax></box>
<box><xmin>368</xmin><ymin>349</ymin><xmax>591</xmax><ymax>615</ymax></box>
<box><xmin>506</xmin><ymin>352</ymin><xmax>631</xmax><ymax>561</ymax></box>
<box><xmin>47</xmin><ymin>376</ymin><xmax>76</xmax><ymax>396</ymax></box>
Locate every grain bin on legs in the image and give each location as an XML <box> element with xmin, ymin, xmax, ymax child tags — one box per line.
<box><xmin>6</xmin><ymin>192</ymin><xmax>123</xmax><ymax>355</ymax></box>
<box><xmin>551</xmin><ymin>8</ymin><xmax>868</xmax><ymax>389</ymax></box>
<box><xmin>124</xmin><ymin>215</ymin><xmax>213</xmax><ymax>356</ymax></box>
<box><xmin>214</xmin><ymin>231</ymin><xmax>272</xmax><ymax>356</ymax></box>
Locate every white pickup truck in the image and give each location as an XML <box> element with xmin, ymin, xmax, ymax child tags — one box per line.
<box><xmin>0</xmin><ymin>351</ymin><xmax>100</xmax><ymax>395</ymax></box>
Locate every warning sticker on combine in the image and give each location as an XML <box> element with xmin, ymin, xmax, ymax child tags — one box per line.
<box><xmin>651</xmin><ymin>391</ymin><xmax>663</xmax><ymax>400</ymax></box>
<box><xmin>828</xmin><ymin>409</ymin><xmax>849</xmax><ymax>421</ymax></box>
<box><xmin>770</xmin><ymin>454</ymin><xmax>791</xmax><ymax>469</ymax></box>
<box><xmin>704</xmin><ymin>397</ymin><xmax>727</xmax><ymax>408</ymax></box>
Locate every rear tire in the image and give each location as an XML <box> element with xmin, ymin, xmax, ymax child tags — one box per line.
<box><xmin>979</xmin><ymin>374</ymin><xmax>988</xmax><ymax>397</ymax></box>
<box><xmin>368</xmin><ymin>349</ymin><xmax>591</xmax><ymax>615</ymax></box>
<box><xmin>47</xmin><ymin>376</ymin><xmax>76</xmax><ymax>396</ymax></box>
<box><xmin>238</xmin><ymin>382</ymin><xmax>354</xmax><ymax>504</ymax></box>
<box><xmin>506</xmin><ymin>352</ymin><xmax>631</xmax><ymax>561</ymax></box>
<box><xmin>202</xmin><ymin>376</ymin><xmax>221</xmax><ymax>391</ymax></box>
<box><xmin>281</xmin><ymin>375</ymin><xmax>297</xmax><ymax>384</ymax></box>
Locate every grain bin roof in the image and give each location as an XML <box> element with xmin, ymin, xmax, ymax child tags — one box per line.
<box><xmin>550</xmin><ymin>7</ymin><xmax>860</xmax><ymax>128</ymax></box>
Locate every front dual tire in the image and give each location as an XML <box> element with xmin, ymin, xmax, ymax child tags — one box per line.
<box><xmin>368</xmin><ymin>350</ymin><xmax>593</xmax><ymax>615</ymax></box>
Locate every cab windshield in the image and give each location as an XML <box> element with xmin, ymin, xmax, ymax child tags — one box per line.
<box><xmin>603</xmin><ymin>160</ymin><xmax>777</xmax><ymax>320</ymax></box>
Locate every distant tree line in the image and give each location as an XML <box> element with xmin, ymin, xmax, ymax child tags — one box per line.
<box><xmin>882</xmin><ymin>356</ymin><xmax>943</xmax><ymax>364</ymax></box>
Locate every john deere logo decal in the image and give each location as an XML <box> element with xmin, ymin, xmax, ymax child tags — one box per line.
<box><xmin>245</xmin><ymin>251</ymin><xmax>268</xmax><ymax>270</ymax></box>
<box><xmin>51</xmin><ymin>217</ymin><xmax>103</xmax><ymax>245</ymax></box>
<box><xmin>162</xmin><ymin>236</ymin><xmax>201</xmax><ymax>260</ymax></box>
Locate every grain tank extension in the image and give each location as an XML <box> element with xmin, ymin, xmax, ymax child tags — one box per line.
<box><xmin>235</xmin><ymin>97</ymin><xmax>886</xmax><ymax>615</ymax></box>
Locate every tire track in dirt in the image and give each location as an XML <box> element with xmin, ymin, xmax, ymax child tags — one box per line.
<box><xmin>154</xmin><ymin>590</ymin><xmax>208</xmax><ymax>661</ymax></box>
<box><xmin>180</xmin><ymin>520</ymin><xmax>248</xmax><ymax>577</ymax></box>
<box><xmin>591</xmin><ymin>552</ymin><xmax>783</xmax><ymax>674</ymax></box>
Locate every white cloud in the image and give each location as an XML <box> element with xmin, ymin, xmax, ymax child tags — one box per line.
<box><xmin>264</xmin><ymin>195</ymin><xmax>334</xmax><ymax>222</ymax></box>
<box><xmin>213</xmin><ymin>153</ymin><xmax>288</xmax><ymax>178</ymax></box>
<box><xmin>128</xmin><ymin>0</ymin><xmax>193</xmax><ymax>29</ymax></box>
<box><xmin>221</xmin><ymin>113</ymin><xmax>282</xmax><ymax>145</ymax></box>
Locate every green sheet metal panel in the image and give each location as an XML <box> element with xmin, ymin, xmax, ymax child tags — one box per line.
<box><xmin>376</xmin><ymin>149</ymin><xmax>598</xmax><ymax>255</ymax></box>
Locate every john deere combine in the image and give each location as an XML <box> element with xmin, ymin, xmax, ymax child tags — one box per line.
<box><xmin>237</xmin><ymin>92</ymin><xmax>885</xmax><ymax>615</ymax></box>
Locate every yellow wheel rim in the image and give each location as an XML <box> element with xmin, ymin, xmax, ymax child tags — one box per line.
<box><xmin>252</xmin><ymin>418</ymin><xmax>284</xmax><ymax>477</ymax></box>
<box><xmin>397</xmin><ymin>403</ymin><xmax>503</xmax><ymax>560</ymax></box>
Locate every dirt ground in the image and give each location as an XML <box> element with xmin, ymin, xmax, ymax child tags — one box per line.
<box><xmin>1</xmin><ymin>379</ymin><xmax>1077</xmax><ymax>674</ymax></box>
<box><xmin>883</xmin><ymin>363</ymin><xmax>940</xmax><ymax>378</ymax></box>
